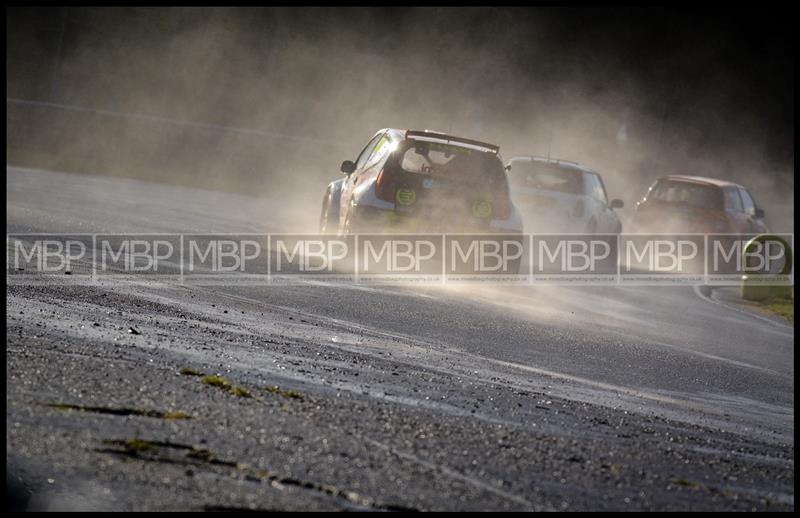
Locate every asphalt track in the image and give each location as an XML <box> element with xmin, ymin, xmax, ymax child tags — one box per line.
<box><xmin>6</xmin><ymin>167</ymin><xmax>794</xmax><ymax>511</ymax></box>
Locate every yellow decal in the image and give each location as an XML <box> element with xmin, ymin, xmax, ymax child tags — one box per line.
<box><xmin>472</xmin><ymin>199</ymin><xmax>492</xmax><ymax>219</ymax></box>
<box><xmin>396</xmin><ymin>188</ymin><xmax>416</xmax><ymax>206</ymax></box>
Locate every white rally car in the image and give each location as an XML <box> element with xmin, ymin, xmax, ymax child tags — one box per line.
<box><xmin>320</xmin><ymin>129</ymin><xmax>523</xmax><ymax>235</ymax></box>
<box><xmin>505</xmin><ymin>155</ymin><xmax>624</xmax><ymax>234</ymax></box>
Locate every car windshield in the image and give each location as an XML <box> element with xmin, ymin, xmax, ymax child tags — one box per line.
<box><xmin>508</xmin><ymin>161</ymin><xmax>584</xmax><ymax>194</ymax></box>
<box><xmin>649</xmin><ymin>180</ymin><xmax>723</xmax><ymax>209</ymax></box>
<box><xmin>399</xmin><ymin>140</ymin><xmax>505</xmax><ymax>185</ymax></box>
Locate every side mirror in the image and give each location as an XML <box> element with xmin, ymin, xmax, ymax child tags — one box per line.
<box><xmin>610</xmin><ymin>199</ymin><xmax>624</xmax><ymax>209</ymax></box>
<box><xmin>340</xmin><ymin>160</ymin><xmax>356</xmax><ymax>175</ymax></box>
<box><xmin>754</xmin><ymin>207</ymin><xmax>765</xmax><ymax>219</ymax></box>
<box><xmin>504</xmin><ymin>164</ymin><xmax>512</xmax><ymax>172</ymax></box>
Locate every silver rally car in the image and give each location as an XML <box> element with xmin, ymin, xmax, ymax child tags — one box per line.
<box><xmin>320</xmin><ymin>129</ymin><xmax>523</xmax><ymax>235</ymax></box>
<box><xmin>506</xmin><ymin>155</ymin><xmax>624</xmax><ymax>234</ymax></box>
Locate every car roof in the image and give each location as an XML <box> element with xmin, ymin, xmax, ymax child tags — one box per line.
<box><xmin>658</xmin><ymin>175</ymin><xmax>743</xmax><ymax>189</ymax></box>
<box><xmin>509</xmin><ymin>155</ymin><xmax>599</xmax><ymax>175</ymax></box>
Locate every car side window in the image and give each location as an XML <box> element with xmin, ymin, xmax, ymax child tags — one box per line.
<box><xmin>585</xmin><ymin>173</ymin><xmax>608</xmax><ymax>205</ymax></box>
<box><xmin>723</xmin><ymin>187</ymin><xmax>744</xmax><ymax>212</ymax></box>
<box><xmin>363</xmin><ymin>134</ymin><xmax>393</xmax><ymax>172</ymax></box>
<box><xmin>355</xmin><ymin>134</ymin><xmax>384</xmax><ymax>171</ymax></box>
<box><xmin>738</xmin><ymin>187</ymin><xmax>756</xmax><ymax>215</ymax></box>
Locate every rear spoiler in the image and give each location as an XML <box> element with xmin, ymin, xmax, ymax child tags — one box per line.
<box><xmin>527</xmin><ymin>155</ymin><xmax>579</xmax><ymax>166</ymax></box>
<box><xmin>405</xmin><ymin>130</ymin><xmax>500</xmax><ymax>154</ymax></box>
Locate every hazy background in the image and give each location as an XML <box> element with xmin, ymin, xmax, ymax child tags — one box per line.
<box><xmin>6</xmin><ymin>7</ymin><xmax>794</xmax><ymax>230</ymax></box>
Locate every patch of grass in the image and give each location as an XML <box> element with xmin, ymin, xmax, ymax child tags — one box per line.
<box><xmin>105</xmin><ymin>438</ymin><xmax>159</xmax><ymax>453</ymax></box>
<box><xmin>264</xmin><ymin>385</ymin><xmax>304</xmax><ymax>401</ymax></box>
<box><xmin>762</xmin><ymin>297</ymin><xmax>794</xmax><ymax>322</ymax></box>
<box><xmin>163</xmin><ymin>410</ymin><xmax>192</xmax><ymax>420</ymax></box>
<box><xmin>202</xmin><ymin>375</ymin><xmax>232</xmax><ymax>391</ymax></box>
<box><xmin>44</xmin><ymin>403</ymin><xmax>191</xmax><ymax>420</ymax></box>
<box><xmin>231</xmin><ymin>387</ymin><xmax>252</xmax><ymax>398</ymax></box>
<box><xmin>180</xmin><ymin>367</ymin><xmax>203</xmax><ymax>376</ymax></box>
<box><xmin>201</xmin><ymin>375</ymin><xmax>254</xmax><ymax>398</ymax></box>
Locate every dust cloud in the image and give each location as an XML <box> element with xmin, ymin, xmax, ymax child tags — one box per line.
<box><xmin>6</xmin><ymin>7</ymin><xmax>794</xmax><ymax>232</ymax></box>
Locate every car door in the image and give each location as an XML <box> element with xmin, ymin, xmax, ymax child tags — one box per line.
<box><xmin>584</xmin><ymin>172</ymin><xmax>616</xmax><ymax>232</ymax></box>
<box><xmin>339</xmin><ymin>133</ymin><xmax>385</xmax><ymax>226</ymax></box>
